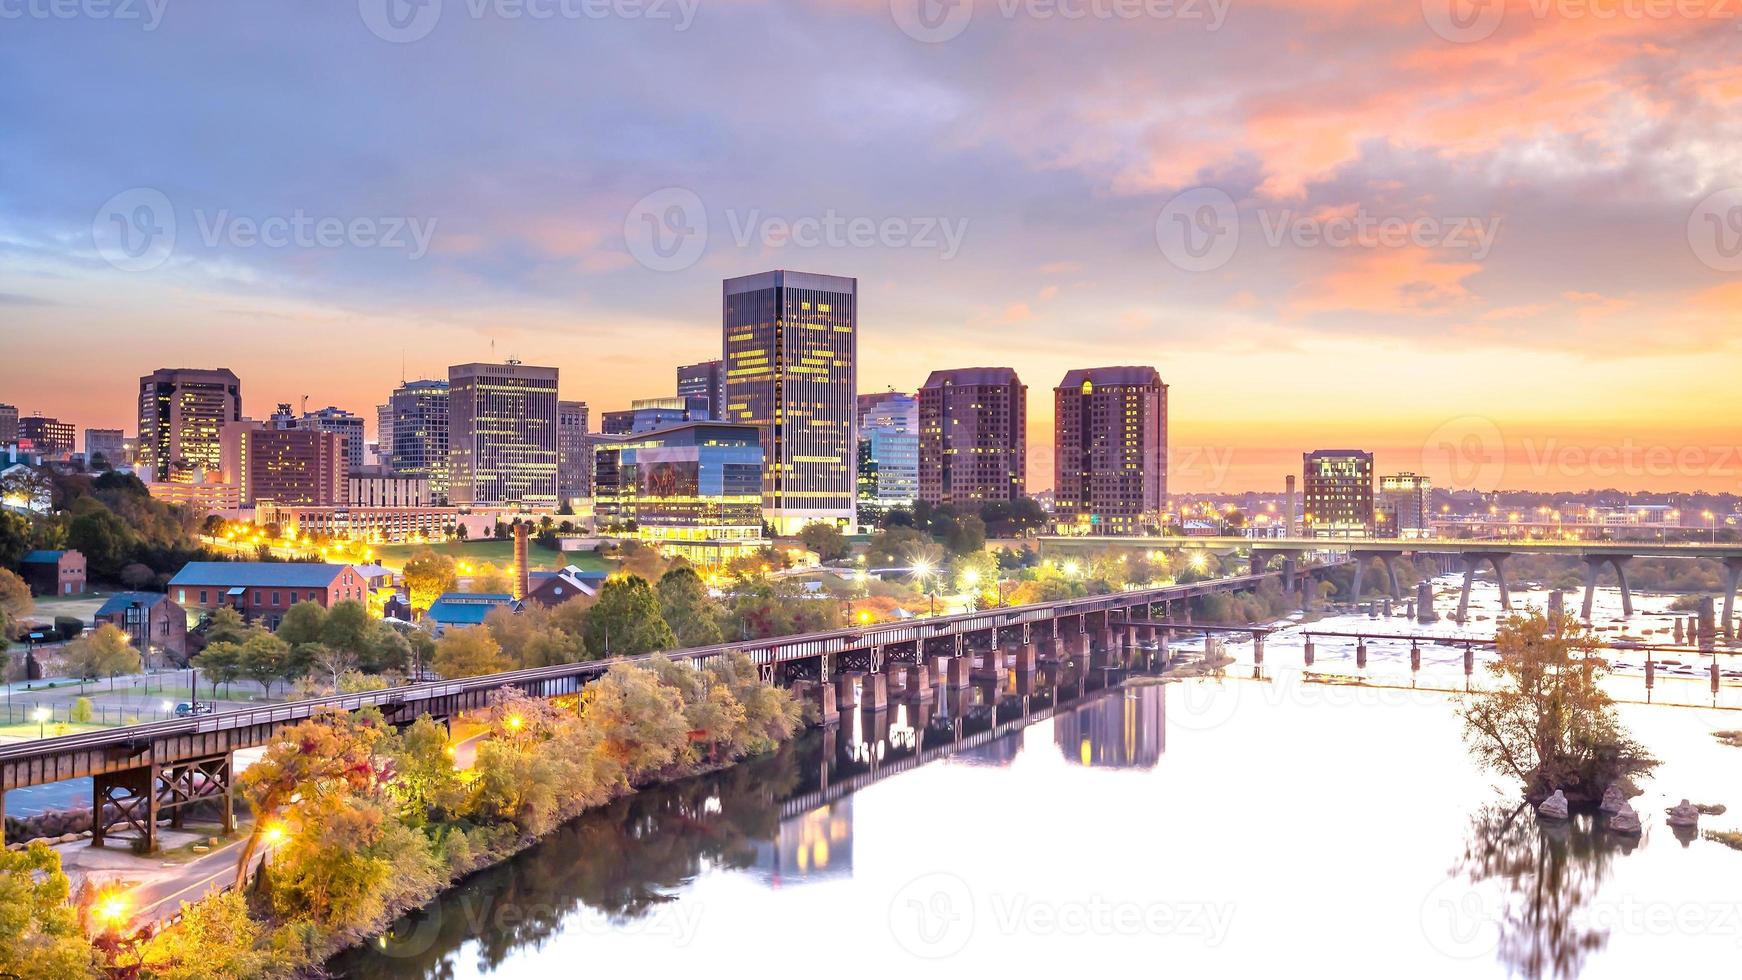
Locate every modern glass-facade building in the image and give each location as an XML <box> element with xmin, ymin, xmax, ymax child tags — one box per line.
<box><xmin>138</xmin><ymin>368</ymin><xmax>243</xmax><ymax>482</ymax></box>
<box><xmin>593</xmin><ymin>421</ymin><xmax>767</xmax><ymax>564</ymax></box>
<box><xmin>1378</xmin><ymin>471</ymin><xmax>1429</xmax><ymax>538</ymax></box>
<box><xmin>856</xmin><ymin>391</ymin><xmax>918</xmax><ymax>514</ymax></box>
<box><xmin>387</xmin><ymin>379</ymin><xmax>450</xmax><ymax>500</ymax></box>
<box><xmin>1303</xmin><ymin>450</ymin><xmax>1376</xmax><ymax>538</ymax></box>
<box><xmin>722</xmin><ymin>270</ymin><xmax>857</xmax><ymax>534</ymax></box>
<box><xmin>676</xmin><ymin>360</ymin><xmax>724</xmax><ymax>420</ymax></box>
<box><xmin>447</xmin><ymin>362</ymin><xmax>559</xmax><ymax>508</ymax></box>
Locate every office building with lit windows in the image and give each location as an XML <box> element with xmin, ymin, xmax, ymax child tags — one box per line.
<box><xmin>447</xmin><ymin>362</ymin><xmax>560</xmax><ymax>508</ymax></box>
<box><xmin>139</xmin><ymin>368</ymin><xmax>243</xmax><ymax>482</ymax></box>
<box><xmin>593</xmin><ymin>420</ymin><xmax>768</xmax><ymax>565</ymax></box>
<box><xmin>558</xmin><ymin>399</ymin><xmax>591</xmax><ymax>505</ymax></box>
<box><xmin>386</xmin><ymin>379</ymin><xmax>450</xmax><ymax>500</ymax></box>
<box><xmin>1378</xmin><ymin>472</ymin><xmax>1431</xmax><ymax>538</ymax></box>
<box><xmin>856</xmin><ymin>391</ymin><xmax>918</xmax><ymax>514</ymax></box>
<box><xmin>677</xmin><ymin>359</ymin><xmax>725</xmax><ymax>420</ymax></box>
<box><xmin>722</xmin><ymin>270</ymin><xmax>857</xmax><ymax>534</ymax></box>
<box><xmin>917</xmin><ymin>368</ymin><xmax>1026</xmax><ymax>506</ymax></box>
<box><xmin>18</xmin><ymin>416</ymin><xmax>75</xmax><ymax>460</ymax></box>
<box><xmin>1053</xmin><ymin>367</ymin><xmax>1167</xmax><ymax>535</ymax></box>
<box><xmin>1303</xmin><ymin>450</ymin><xmax>1376</xmax><ymax>538</ymax></box>
<box><xmin>219</xmin><ymin>422</ymin><xmax>348</xmax><ymax>507</ymax></box>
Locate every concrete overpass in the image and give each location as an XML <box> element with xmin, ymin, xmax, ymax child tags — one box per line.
<box><xmin>1</xmin><ymin>570</ymin><xmax>1292</xmax><ymax>851</ymax></box>
<box><xmin>1040</xmin><ymin>535</ymin><xmax>1742</xmax><ymax>628</ymax></box>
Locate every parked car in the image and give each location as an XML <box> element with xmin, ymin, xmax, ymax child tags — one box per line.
<box><xmin>174</xmin><ymin>701</ymin><xmax>216</xmax><ymax>717</ymax></box>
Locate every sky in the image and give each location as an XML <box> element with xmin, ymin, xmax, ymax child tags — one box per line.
<box><xmin>2</xmin><ymin>0</ymin><xmax>1740</xmax><ymax>494</ymax></box>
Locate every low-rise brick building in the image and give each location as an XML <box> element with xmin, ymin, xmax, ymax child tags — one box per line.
<box><xmin>94</xmin><ymin>592</ymin><xmax>190</xmax><ymax>663</ymax></box>
<box><xmin>19</xmin><ymin>550</ymin><xmax>86</xmax><ymax>597</ymax></box>
<box><xmin>167</xmin><ymin>562</ymin><xmax>370</xmax><ymax>629</ymax></box>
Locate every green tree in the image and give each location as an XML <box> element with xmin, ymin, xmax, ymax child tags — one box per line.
<box><xmin>138</xmin><ymin>890</ymin><xmax>293</xmax><ymax>980</ymax></box>
<box><xmin>658</xmin><ymin>567</ymin><xmax>722</xmax><ymax>648</ymax></box>
<box><xmin>433</xmin><ymin>625</ymin><xmax>510</xmax><ymax>679</ymax></box>
<box><xmin>202</xmin><ymin>606</ymin><xmax>250</xmax><ymax>647</ymax></box>
<box><xmin>943</xmin><ymin>513</ymin><xmax>987</xmax><ymax>555</ymax></box>
<box><xmin>385</xmin><ymin>715</ymin><xmax>468</xmax><ymax>825</ymax></box>
<box><xmin>1461</xmin><ymin>610</ymin><xmax>1657</xmax><ymax>804</ymax></box>
<box><xmin>192</xmin><ymin>641</ymin><xmax>244</xmax><ymax>698</ymax></box>
<box><xmin>0</xmin><ymin>511</ymin><xmax>32</xmax><ymax>569</ymax></box>
<box><xmin>238</xmin><ymin>632</ymin><xmax>294</xmax><ymax>698</ymax></box>
<box><xmin>319</xmin><ymin>600</ymin><xmax>370</xmax><ymax>655</ymax></box>
<box><xmin>63</xmin><ymin>623</ymin><xmax>142</xmax><ymax>690</ymax></box>
<box><xmin>798</xmin><ymin>521</ymin><xmax>849</xmax><ymax>562</ymax></box>
<box><xmin>0</xmin><ymin>567</ymin><xmax>32</xmax><ymax>639</ymax></box>
<box><xmin>65</xmin><ymin>502</ymin><xmax>135</xmax><ymax>579</ymax></box>
<box><xmin>401</xmin><ymin>549</ymin><xmax>457</xmax><ymax>612</ymax></box>
<box><xmin>275</xmin><ymin>601</ymin><xmax>327</xmax><ymax>648</ymax></box>
<box><xmin>69</xmin><ymin>697</ymin><xmax>93</xmax><ymax>724</ymax></box>
<box><xmin>584</xmin><ymin>576</ymin><xmax>676</xmax><ymax>656</ymax></box>
<box><xmin>0</xmin><ymin>843</ymin><xmax>99</xmax><ymax>979</ymax></box>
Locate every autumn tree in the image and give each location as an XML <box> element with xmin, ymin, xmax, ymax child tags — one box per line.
<box><xmin>0</xmin><ymin>567</ymin><xmax>32</xmax><ymax>639</ymax></box>
<box><xmin>0</xmin><ymin>843</ymin><xmax>99</xmax><ymax>980</ymax></box>
<box><xmin>63</xmin><ymin>623</ymin><xmax>142</xmax><ymax>690</ymax></box>
<box><xmin>468</xmin><ymin>562</ymin><xmax>513</xmax><ymax>595</ymax></box>
<box><xmin>579</xmin><ymin>662</ymin><xmax>692</xmax><ymax>781</ymax></box>
<box><xmin>433</xmin><ymin>625</ymin><xmax>510</xmax><ymax>679</ymax></box>
<box><xmin>401</xmin><ymin>549</ymin><xmax>457</xmax><ymax>612</ymax></box>
<box><xmin>798</xmin><ymin>521</ymin><xmax>849</xmax><ymax>562</ymax></box>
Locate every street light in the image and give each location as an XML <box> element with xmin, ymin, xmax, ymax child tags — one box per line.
<box><xmin>1705</xmin><ymin>510</ymin><xmax>1717</xmax><ymax>544</ymax></box>
<box><xmin>33</xmin><ymin>706</ymin><xmax>50</xmax><ymax>738</ymax></box>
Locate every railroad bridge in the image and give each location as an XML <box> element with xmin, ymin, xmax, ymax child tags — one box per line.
<box><xmin>0</xmin><ymin>569</ymin><xmax>1296</xmax><ymax>851</ymax></box>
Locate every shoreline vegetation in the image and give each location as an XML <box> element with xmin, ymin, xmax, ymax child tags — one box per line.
<box><xmin>4</xmin><ymin>652</ymin><xmax>801</xmax><ymax>979</ymax></box>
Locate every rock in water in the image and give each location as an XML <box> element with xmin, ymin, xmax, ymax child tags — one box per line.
<box><xmin>1538</xmin><ymin>790</ymin><xmax>1570</xmax><ymax>819</ymax></box>
<box><xmin>1599</xmin><ymin>784</ymin><xmax>1628</xmax><ymax>813</ymax></box>
<box><xmin>1667</xmin><ymin>799</ymin><xmax>1701</xmax><ymax>828</ymax></box>
<box><xmin>1609</xmin><ymin>804</ymin><xmax>1643</xmax><ymax>835</ymax></box>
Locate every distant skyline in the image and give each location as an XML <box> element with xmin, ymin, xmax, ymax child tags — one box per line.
<box><xmin>3</xmin><ymin>4</ymin><xmax>1739</xmax><ymax>494</ymax></box>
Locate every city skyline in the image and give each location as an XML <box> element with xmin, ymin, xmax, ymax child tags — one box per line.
<box><xmin>4</xmin><ymin>7</ymin><xmax>1739</xmax><ymax>495</ymax></box>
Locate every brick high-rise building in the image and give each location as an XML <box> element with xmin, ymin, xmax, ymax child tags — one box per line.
<box><xmin>917</xmin><ymin>368</ymin><xmax>1026</xmax><ymax>506</ymax></box>
<box><xmin>722</xmin><ymin>270</ymin><xmax>857</xmax><ymax>534</ymax></box>
<box><xmin>139</xmin><ymin>368</ymin><xmax>243</xmax><ymax>482</ymax></box>
<box><xmin>1303</xmin><ymin>450</ymin><xmax>1375</xmax><ymax>538</ymax></box>
<box><xmin>448</xmin><ymin>361</ymin><xmax>559</xmax><ymax>508</ymax></box>
<box><xmin>1053</xmin><ymin>367</ymin><xmax>1167</xmax><ymax>535</ymax></box>
<box><xmin>221</xmin><ymin>422</ymin><xmax>347</xmax><ymax>507</ymax></box>
<box><xmin>19</xmin><ymin>416</ymin><xmax>75</xmax><ymax>459</ymax></box>
<box><xmin>0</xmin><ymin>404</ymin><xmax>18</xmax><ymax>445</ymax></box>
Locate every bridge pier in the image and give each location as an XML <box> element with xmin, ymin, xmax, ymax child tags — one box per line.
<box><xmin>1581</xmin><ymin>555</ymin><xmax>1635</xmax><ymax>620</ymax></box>
<box><xmin>1456</xmin><ymin>553</ymin><xmax>1512</xmax><ymax>624</ymax></box>
<box><xmin>1724</xmin><ymin>559</ymin><xmax>1742</xmax><ymax>639</ymax></box>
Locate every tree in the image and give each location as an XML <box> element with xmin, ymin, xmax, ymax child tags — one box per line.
<box><xmin>139</xmin><ymin>890</ymin><xmax>292</xmax><ymax>980</ymax></box>
<box><xmin>401</xmin><ymin>549</ymin><xmax>457</xmax><ymax>612</ymax></box>
<box><xmin>943</xmin><ymin>513</ymin><xmax>987</xmax><ymax>555</ymax></box>
<box><xmin>386</xmin><ymin>715</ymin><xmax>469</xmax><ymax>825</ymax></box>
<box><xmin>0</xmin><ymin>568</ymin><xmax>32</xmax><ymax>639</ymax></box>
<box><xmin>63</xmin><ymin>623</ymin><xmax>141</xmax><ymax>690</ymax></box>
<box><xmin>798</xmin><ymin>521</ymin><xmax>849</xmax><ymax>562</ymax></box>
<box><xmin>579</xmin><ymin>662</ymin><xmax>693</xmax><ymax>780</ymax></box>
<box><xmin>193</xmin><ymin>641</ymin><xmax>244</xmax><ymax>698</ymax></box>
<box><xmin>319</xmin><ymin>600</ymin><xmax>370</xmax><ymax>655</ymax></box>
<box><xmin>118</xmin><ymin>562</ymin><xmax>156</xmax><ymax>590</ymax></box>
<box><xmin>433</xmin><ymin>625</ymin><xmax>510</xmax><ymax>679</ymax></box>
<box><xmin>658</xmin><ymin>567</ymin><xmax>722</xmax><ymax>648</ymax></box>
<box><xmin>0</xmin><ymin>511</ymin><xmax>32</xmax><ymax>569</ymax></box>
<box><xmin>65</xmin><ymin>502</ymin><xmax>135</xmax><ymax>579</ymax></box>
<box><xmin>584</xmin><ymin>576</ymin><xmax>676</xmax><ymax>656</ymax></box>
<box><xmin>865</xmin><ymin>525</ymin><xmax>932</xmax><ymax>567</ymax></box>
<box><xmin>0</xmin><ymin>843</ymin><xmax>99</xmax><ymax>979</ymax></box>
<box><xmin>202</xmin><ymin>606</ymin><xmax>250</xmax><ymax>647</ymax></box>
<box><xmin>238</xmin><ymin>632</ymin><xmax>294</xmax><ymax>698</ymax></box>
<box><xmin>1460</xmin><ymin>610</ymin><xmax>1656</xmax><ymax>805</ymax></box>
<box><xmin>468</xmin><ymin>562</ymin><xmax>513</xmax><ymax>595</ymax></box>
<box><xmin>275</xmin><ymin>601</ymin><xmax>327</xmax><ymax>649</ymax></box>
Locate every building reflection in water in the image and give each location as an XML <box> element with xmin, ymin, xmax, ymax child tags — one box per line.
<box><xmin>1053</xmin><ymin>684</ymin><xmax>1165</xmax><ymax>770</ymax></box>
<box><xmin>755</xmin><ymin>798</ymin><xmax>853</xmax><ymax>887</ymax></box>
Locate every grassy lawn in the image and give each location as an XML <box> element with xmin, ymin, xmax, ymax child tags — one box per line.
<box><xmin>373</xmin><ymin>539</ymin><xmax>609</xmax><ymax>575</ymax></box>
<box><xmin>0</xmin><ymin>720</ymin><xmax>113</xmax><ymax>740</ymax></box>
<box><xmin>24</xmin><ymin>593</ymin><xmax>114</xmax><ymax>624</ymax></box>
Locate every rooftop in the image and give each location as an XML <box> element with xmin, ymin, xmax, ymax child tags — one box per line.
<box><xmin>1057</xmin><ymin>367</ymin><xmax>1164</xmax><ymax>389</ymax></box>
<box><xmin>168</xmin><ymin>562</ymin><xmax>352</xmax><ymax>588</ymax></box>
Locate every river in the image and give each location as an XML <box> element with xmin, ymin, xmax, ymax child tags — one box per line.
<box><xmin>330</xmin><ymin>596</ymin><xmax>1742</xmax><ymax>978</ymax></box>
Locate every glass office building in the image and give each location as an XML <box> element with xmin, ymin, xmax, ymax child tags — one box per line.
<box><xmin>856</xmin><ymin>390</ymin><xmax>918</xmax><ymax>514</ymax></box>
<box><xmin>722</xmin><ymin>270</ymin><xmax>857</xmax><ymax>534</ymax></box>
<box><xmin>447</xmin><ymin>362</ymin><xmax>559</xmax><ymax>508</ymax></box>
<box><xmin>387</xmin><ymin>379</ymin><xmax>451</xmax><ymax>500</ymax></box>
<box><xmin>593</xmin><ymin>421</ymin><xmax>767</xmax><ymax>564</ymax></box>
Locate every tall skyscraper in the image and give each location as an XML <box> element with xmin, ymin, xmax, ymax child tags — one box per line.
<box><xmin>387</xmin><ymin>379</ymin><xmax>450</xmax><ymax>500</ymax></box>
<box><xmin>300</xmin><ymin>406</ymin><xmax>366</xmax><ymax>470</ymax></box>
<box><xmin>19</xmin><ymin>416</ymin><xmax>75</xmax><ymax>459</ymax></box>
<box><xmin>138</xmin><ymin>368</ymin><xmax>243</xmax><ymax>482</ymax></box>
<box><xmin>1378</xmin><ymin>471</ymin><xmax>1430</xmax><ymax>538</ymax></box>
<box><xmin>1303</xmin><ymin>450</ymin><xmax>1375</xmax><ymax>538</ymax></box>
<box><xmin>722</xmin><ymin>270</ymin><xmax>857</xmax><ymax>534</ymax></box>
<box><xmin>558</xmin><ymin>399</ymin><xmax>591</xmax><ymax>506</ymax></box>
<box><xmin>676</xmin><ymin>360</ymin><xmax>724</xmax><ymax>419</ymax></box>
<box><xmin>448</xmin><ymin>361</ymin><xmax>559</xmax><ymax>507</ymax></box>
<box><xmin>0</xmin><ymin>404</ymin><xmax>18</xmax><ymax>445</ymax></box>
<box><xmin>1053</xmin><ymin>367</ymin><xmax>1167</xmax><ymax>535</ymax></box>
<box><xmin>917</xmin><ymin>368</ymin><xmax>1026</xmax><ymax>506</ymax></box>
<box><xmin>856</xmin><ymin>391</ymin><xmax>918</xmax><ymax>514</ymax></box>
<box><xmin>375</xmin><ymin>402</ymin><xmax>394</xmax><ymax>468</ymax></box>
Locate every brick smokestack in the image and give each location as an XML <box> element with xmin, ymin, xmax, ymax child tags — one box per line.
<box><xmin>513</xmin><ymin>522</ymin><xmax>529</xmax><ymax>601</ymax></box>
<box><xmin>1285</xmin><ymin>475</ymin><xmax>1296</xmax><ymax>537</ymax></box>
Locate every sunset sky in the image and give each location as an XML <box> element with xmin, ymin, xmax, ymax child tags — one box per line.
<box><xmin>2</xmin><ymin>0</ymin><xmax>1739</xmax><ymax>493</ymax></box>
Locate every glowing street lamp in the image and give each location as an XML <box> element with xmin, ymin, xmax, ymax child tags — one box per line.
<box><xmin>92</xmin><ymin>889</ymin><xmax>131</xmax><ymax>933</ymax></box>
<box><xmin>33</xmin><ymin>706</ymin><xmax>50</xmax><ymax>738</ymax></box>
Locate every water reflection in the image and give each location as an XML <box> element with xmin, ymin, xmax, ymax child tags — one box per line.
<box><xmin>1448</xmin><ymin>803</ymin><xmax>1634</xmax><ymax>980</ymax></box>
<box><xmin>1054</xmin><ymin>684</ymin><xmax>1166</xmax><ymax>769</ymax></box>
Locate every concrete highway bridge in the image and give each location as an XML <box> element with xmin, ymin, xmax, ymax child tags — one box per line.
<box><xmin>0</xmin><ymin>569</ymin><xmax>1296</xmax><ymax>851</ymax></box>
<box><xmin>1041</xmin><ymin>536</ymin><xmax>1742</xmax><ymax>627</ymax></box>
